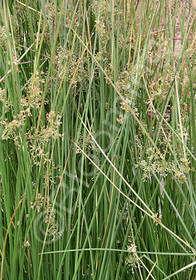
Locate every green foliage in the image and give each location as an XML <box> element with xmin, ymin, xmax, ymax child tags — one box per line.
<box><xmin>0</xmin><ymin>0</ymin><xmax>196</xmax><ymax>279</ymax></box>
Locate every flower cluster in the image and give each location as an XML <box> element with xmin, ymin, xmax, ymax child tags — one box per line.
<box><xmin>0</xmin><ymin>25</ymin><xmax>8</xmax><ymax>53</ymax></box>
<box><xmin>135</xmin><ymin>134</ymin><xmax>192</xmax><ymax>184</ymax></box>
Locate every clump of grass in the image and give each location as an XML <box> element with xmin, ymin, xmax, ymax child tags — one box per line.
<box><xmin>0</xmin><ymin>1</ymin><xmax>196</xmax><ymax>279</ymax></box>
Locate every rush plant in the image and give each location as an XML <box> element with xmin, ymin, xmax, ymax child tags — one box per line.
<box><xmin>0</xmin><ymin>0</ymin><xmax>195</xmax><ymax>279</ymax></box>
